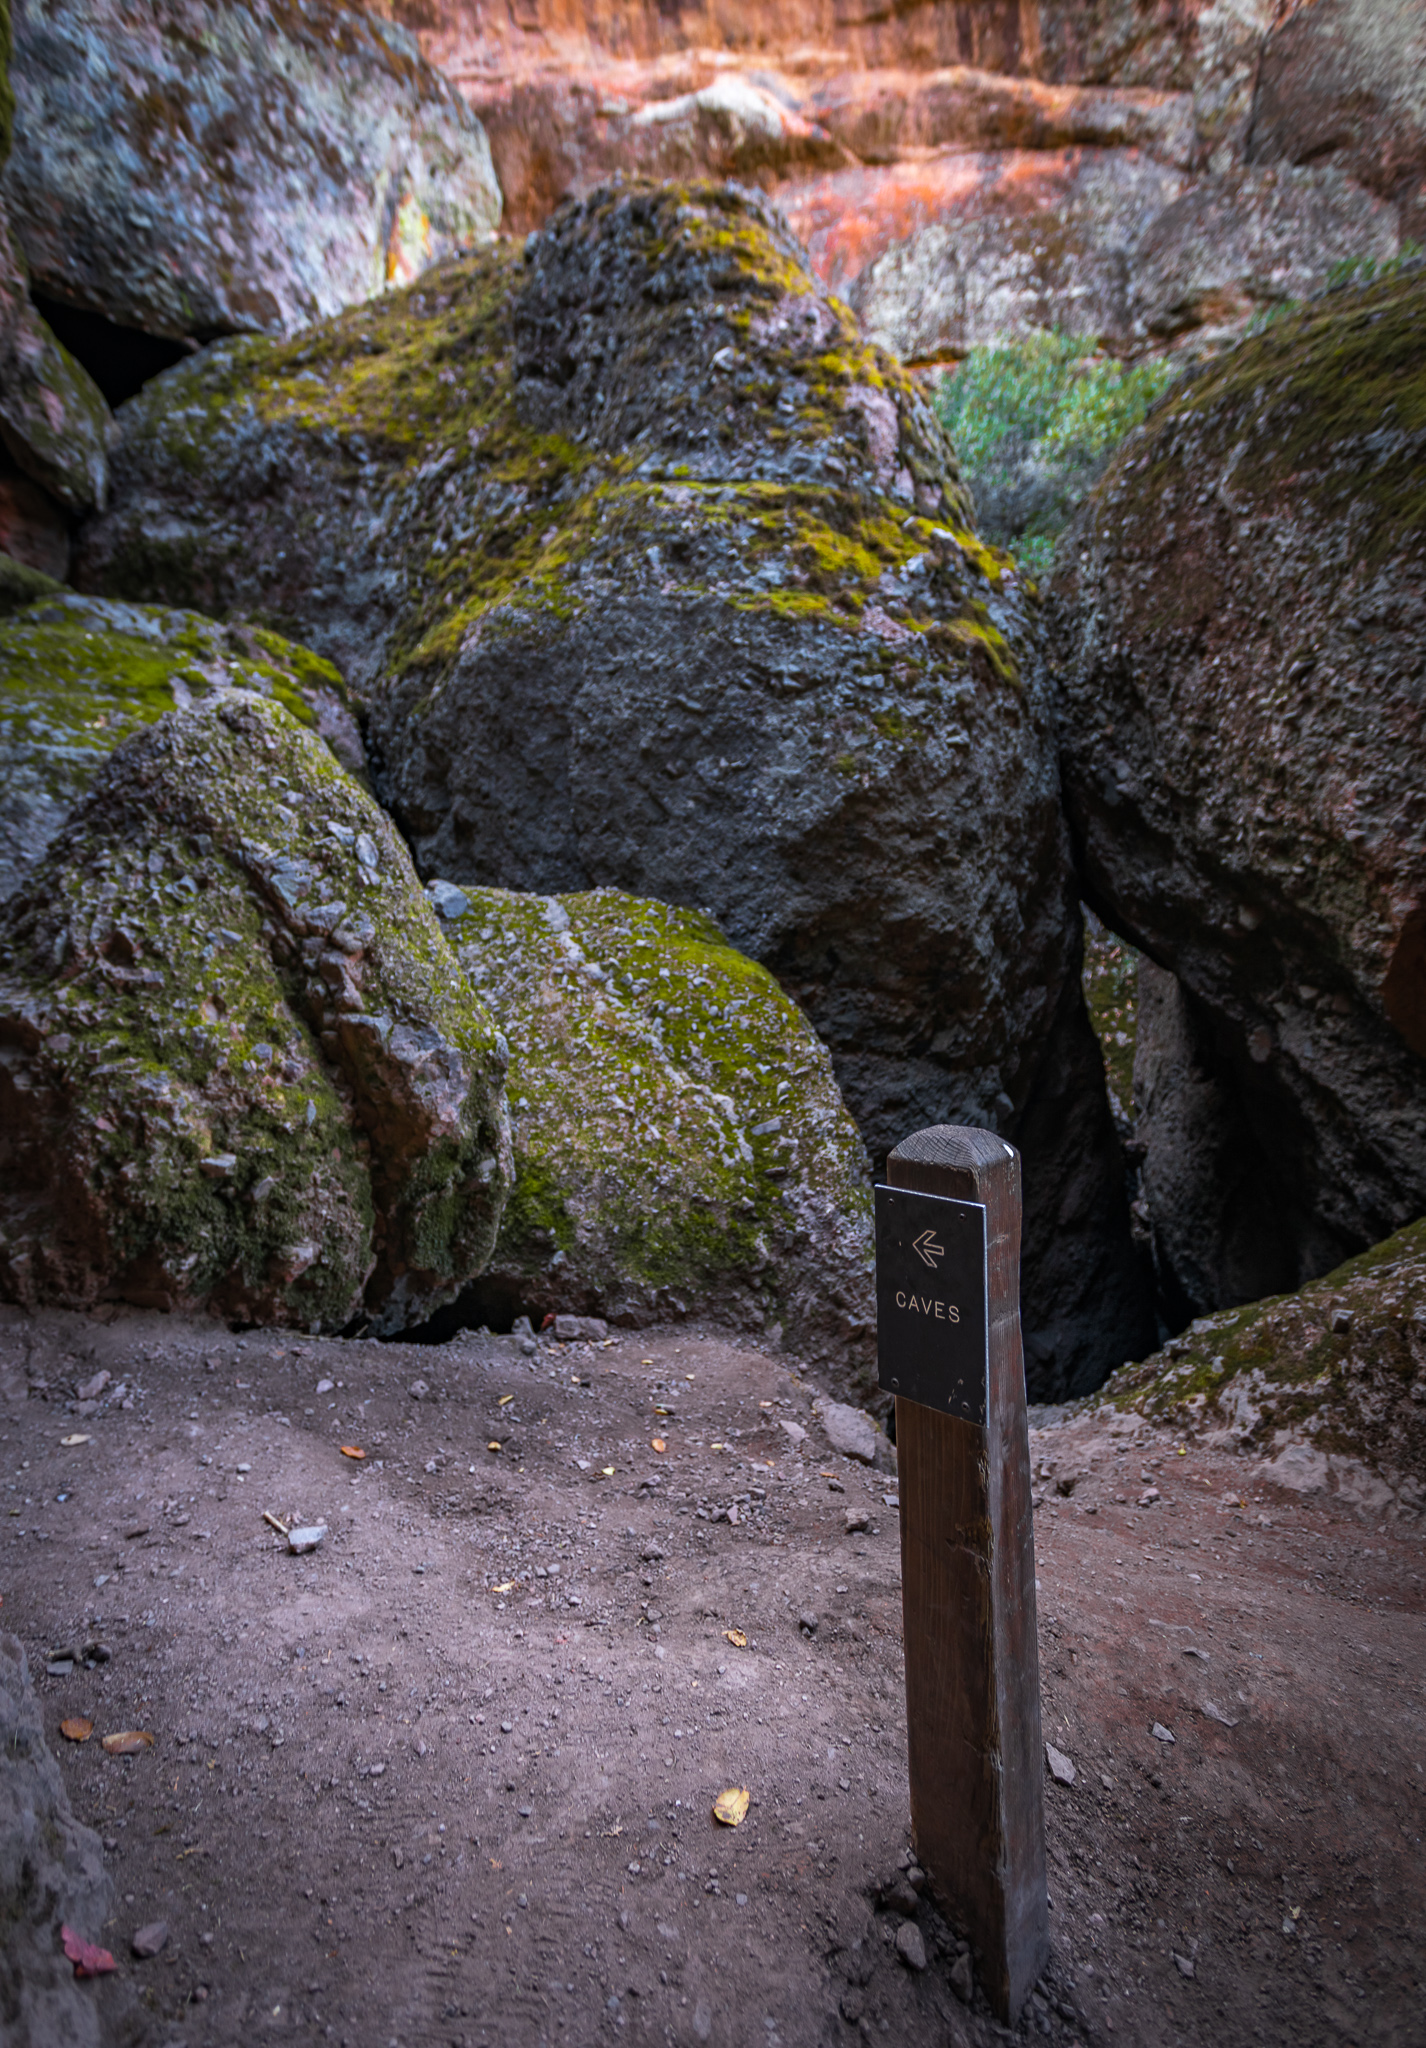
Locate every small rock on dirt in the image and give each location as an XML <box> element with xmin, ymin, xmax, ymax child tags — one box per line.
<box><xmin>1046</xmin><ymin>1742</ymin><xmax>1077</xmax><ymax>1785</ymax></box>
<box><xmin>287</xmin><ymin>1524</ymin><xmax>327</xmax><ymax>1555</ymax></box>
<box><xmin>1153</xmin><ymin>1723</ymin><xmax>1176</xmax><ymax>1744</ymax></box>
<box><xmin>798</xmin><ymin>1612</ymin><xmax>818</xmax><ymax>1634</ymax></box>
<box><xmin>1174</xmin><ymin>1951</ymin><xmax>1196</xmax><ymax>1978</ymax></box>
<box><xmin>895</xmin><ymin>1920</ymin><xmax>927</xmax><ymax>1971</ymax></box>
<box><xmin>132</xmin><ymin>1919</ymin><xmax>169</xmax><ymax>1958</ymax></box>
<box><xmin>949</xmin><ymin>1951</ymin><xmax>974</xmax><ymax>2003</ymax></box>
<box><xmin>816</xmin><ymin>1398</ymin><xmax>879</xmax><ymax>1464</ymax></box>
<box><xmin>844</xmin><ymin>1508</ymin><xmax>870</xmax><ymax>1533</ymax></box>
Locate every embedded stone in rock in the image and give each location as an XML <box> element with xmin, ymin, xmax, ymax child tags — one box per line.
<box><xmin>78</xmin><ymin>180</ymin><xmax>1153</xmax><ymax>1395</ymax></box>
<box><xmin>0</xmin><ymin>594</ymin><xmax>365</xmax><ymax>902</ymax></box>
<box><xmin>442</xmin><ymin>886</ymin><xmax>876</xmax><ymax>1393</ymax></box>
<box><xmin>0</xmin><ymin>1630</ymin><xmax>113</xmax><ymax>2042</ymax></box>
<box><xmin>1049</xmin><ymin>263</ymin><xmax>1426</xmax><ymax>1315</ymax></box>
<box><xmin>0</xmin><ymin>694</ymin><xmax>511</xmax><ymax>1331</ymax></box>
<box><xmin>816</xmin><ymin>1398</ymin><xmax>881</xmax><ymax>1465</ymax></box>
<box><xmin>2</xmin><ymin>0</ymin><xmax>501</xmax><ymax>346</ymax></box>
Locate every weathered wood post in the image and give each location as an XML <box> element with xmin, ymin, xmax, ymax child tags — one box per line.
<box><xmin>876</xmin><ymin>1124</ymin><xmax>1049</xmax><ymax>2021</ymax></box>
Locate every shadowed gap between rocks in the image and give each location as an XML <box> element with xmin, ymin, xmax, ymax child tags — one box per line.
<box><xmin>30</xmin><ymin>294</ymin><xmax>196</xmax><ymax>409</ymax></box>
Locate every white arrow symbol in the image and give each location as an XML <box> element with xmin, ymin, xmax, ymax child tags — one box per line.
<box><xmin>912</xmin><ymin>1230</ymin><xmax>944</xmax><ymax>1269</ymax></box>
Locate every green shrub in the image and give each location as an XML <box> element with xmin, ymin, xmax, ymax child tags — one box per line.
<box><xmin>933</xmin><ymin>333</ymin><xmax>1179</xmax><ymax>576</ymax></box>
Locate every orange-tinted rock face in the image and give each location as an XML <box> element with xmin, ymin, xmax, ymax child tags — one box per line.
<box><xmin>378</xmin><ymin>0</ymin><xmax>1417</xmax><ymax>355</ymax></box>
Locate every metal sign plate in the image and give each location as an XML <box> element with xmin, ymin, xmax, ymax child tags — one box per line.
<box><xmin>874</xmin><ymin>1184</ymin><xmax>989</xmax><ymax>1424</ymax></box>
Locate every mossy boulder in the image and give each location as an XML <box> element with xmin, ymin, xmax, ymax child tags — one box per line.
<box><xmin>80</xmin><ymin>177</ymin><xmax>1154</xmax><ymax>1396</ymax></box>
<box><xmin>0</xmin><ymin>694</ymin><xmax>511</xmax><ymax>1332</ymax></box>
<box><xmin>1085</xmin><ymin>1213</ymin><xmax>1426</xmax><ymax>1515</ymax></box>
<box><xmin>1049</xmin><ymin>261</ymin><xmax>1426</xmax><ymax>1323</ymax></box>
<box><xmin>434</xmin><ymin>882</ymin><xmax>874</xmax><ymax>1383</ymax></box>
<box><xmin>1</xmin><ymin>0</ymin><xmax>501</xmax><ymax>343</ymax></box>
<box><xmin>0</xmin><ymin>594</ymin><xmax>364</xmax><ymax>901</ymax></box>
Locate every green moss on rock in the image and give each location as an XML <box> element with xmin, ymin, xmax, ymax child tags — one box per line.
<box><xmin>0</xmin><ymin>548</ymin><xmax>61</xmax><ymax>617</ymax></box>
<box><xmin>0</xmin><ymin>695</ymin><xmax>511</xmax><ymax>1332</ymax></box>
<box><xmin>439</xmin><ymin>883</ymin><xmax>874</xmax><ymax>1386</ymax></box>
<box><xmin>0</xmin><ymin>594</ymin><xmax>362</xmax><ymax>900</ymax></box>
<box><xmin>1082</xmin><ymin>1214</ymin><xmax>1426</xmax><ymax>1510</ymax></box>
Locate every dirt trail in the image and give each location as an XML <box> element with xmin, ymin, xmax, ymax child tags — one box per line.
<box><xmin>1</xmin><ymin>1306</ymin><xmax>1422</xmax><ymax>2048</ymax></box>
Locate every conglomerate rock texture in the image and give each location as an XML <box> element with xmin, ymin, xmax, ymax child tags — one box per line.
<box><xmin>0</xmin><ymin>1630</ymin><xmax>113</xmax><ymax>2048</ymax></box>
<box><xmin>1049</xmin><ymin>262</ymin><xmax>1426</xmax><ymax>1324</ymax></box>
<box><xmin>436</xmin><ymin>882</ymin><xmax>876</xmax><ymax>1387</ymax></box>
<box><xmin>0</xmin><ymin>693</ymin><xmax>512</xmax><ymax>1333</ymax></box>
<box><xmin>384</xmin><ymin>0</ymin><xmax>1418</xmax><ymax>355</ymax></box>
<box><xmin>79</xmin><ymin>179</ymin><xmax>1153</xmax><ymax>1396</ymax></box>
<box><xmin>0</xmin><ymin>593</ymin><xmax>363</xmax><ymax>900</ymax></box>
<box><xmin>2</xmin><ymin>0</ymin><xmax>501</xmax><ymax>344</ymax></box>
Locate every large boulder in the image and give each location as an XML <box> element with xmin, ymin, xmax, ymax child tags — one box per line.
<box><xmin>2</xmin><ymin>0</ymin><xmax>501</xmax><ymax>344</ymax></box>
<box><xmin>0</xmin><ymin>1630</ymin><xmax>113</xmax><ymax>2048</ymax></box>
<box><xmin>0</xmin><ymin>592</ymin><xmax>362</xmax><ymax>901</ymax></box>
<box><xmin>0</xmin><ymin>692</ymin><xmax>511</xmax><ymax>1331</ymax></box>
<box><xmin>1049</xmin><ymin>261</ymin><xmax>1426</xmax><ymax>1318</ymax></box>
<box><xmin>434</xmin><ymin>882</ymin><xmax>875</xmax><ymax>1384</ymax></box>
<box><xmin>79</xmin><ymin>179</ymin><xmax>1153</xmax><ymax>1396</ymax></box>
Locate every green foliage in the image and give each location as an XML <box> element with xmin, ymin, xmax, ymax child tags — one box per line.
<box><xmin>1324</xmin><ymin>241</ymin><xmax>1424</xmax><ymax>291</ymax></box>
<box><xmin>1081</xmin><ymin>911</ymin><xmax>1142</xmax><ymax>1115</ymax></box>
<box><xmin>933</xmin><ymin>333</ymin><xmax>1179</xmax><ymax>575</ymax></box>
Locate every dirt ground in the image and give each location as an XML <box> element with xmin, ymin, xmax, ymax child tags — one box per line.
<box><xmin>2</xmin><ymin>1304</ymin><xmax>1423</xmax><ymax>2048</ymax></box>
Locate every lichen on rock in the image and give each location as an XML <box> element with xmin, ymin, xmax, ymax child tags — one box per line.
<box><xmin>0</xmin><ymin>693</ymin><xmax>511</xmax><ymax>1333</ymax></box>
<box><xmin>0</xmin><ymin>593</ymin><xmax>363</xmax><ymax>901</ymax></box>
<box><xmin>435</xmin><ymin>882</ymin><xmax>875</xmax><ymax>1385</ymax></box>
<box><xmin>1084</xmin><ymin>1214</ymin><xmax>1426</xmax><ymax>1518</ymax></box>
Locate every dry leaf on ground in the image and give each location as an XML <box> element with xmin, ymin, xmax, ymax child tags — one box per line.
<box><xmin>713</xmin><ymin>1787</ymin><xmax>751</xmax><ymax>1827</ymax></box>
<box><xmin>339</xmin><ymin>1445</ymin><xmax>365</xmax><ymax>1460</ymax></box>
<box><xmin>499</xmin><ymin>1394</ymin><xmax>515</xmax><ymax>1406</ymax></box>
<box><xmin>60</xmin><ymin>1434</ymin><xmax>91</xmax><ymax>1447</ymax></box>
<box><xmin>493</xmin><ymin>1580</ymin><xmax>516</xmax><ymax>1595</ymax></box>
<box><xmin>487</xmin><ymin>1440</ymin><xmax>502</xmax><ymax>1452</ymax></box>
<box><xmin>724</xmin><ymin>1629</ymin><xmax>748</xmax><ymax>1649</ymax></box>
<box><xmin>102</xmin><ymin>1729</ymin><xmax>154</xmax><ymax>1755</ymax></box>
<box><xmin>62</xmin><ymin>1925</ymin><xmax>116</xmax><ymax>1977</ymax></box>
<box><xmin>651</xmin><ymin>1438</ymin><xmax>666</xmax><ymax>1453</ymax></box>
<box><xmin>60</xmin><ymin>1716</ymin><xmax>94</xmax><ymax>1742</ymax></box>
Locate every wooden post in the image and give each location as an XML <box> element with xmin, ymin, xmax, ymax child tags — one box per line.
<box><xmin>876</xmin><ymin>1124</ymin><xmax>1049</xmax><ymax>2021</ymax></box>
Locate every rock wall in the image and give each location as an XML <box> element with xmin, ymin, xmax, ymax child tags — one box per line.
<box><xmin>377</xmin><ymin>0</ymin><xmax>1421</xmax><ymax>355</ymax></box>
<box><xmin>1049</xmin><ymin>260</ymin><xmax>1426</xmax><ymax>1319</ymax></box>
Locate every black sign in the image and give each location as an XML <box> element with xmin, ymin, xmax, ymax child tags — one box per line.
<box><xmin>875</xmin><ymin>1184</ymin><xmax>989</xmax><ymax>1424</ymax></box>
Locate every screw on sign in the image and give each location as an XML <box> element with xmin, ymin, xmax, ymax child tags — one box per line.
<box><xmin>875</xmin><ymin>1126</ymin><xmax>1049</xmax><ymax>2023</ymax></box>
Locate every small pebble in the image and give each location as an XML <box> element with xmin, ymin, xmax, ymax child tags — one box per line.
<box><xmin>895</xmin><ymin>1921</ymin><xmax>927</xmax><ymax>1971</ymax></box>
<box><xmin>132</xmin><ymin>1920</ymin><xmax>169</xmax><ymax>1959</ymax></box>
